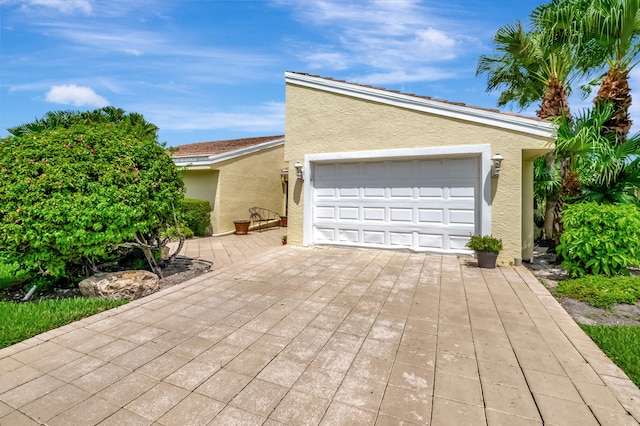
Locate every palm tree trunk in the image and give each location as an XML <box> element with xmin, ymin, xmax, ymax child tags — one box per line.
<box><xmin>543</xmin><ymin>198</ymin><xmax>556</xmax><ymax>240</ymax></box>
<box><xmin>594</xmin><ymin>67</ymin><xmax>632</xmax><ymax>143</ymax></box>
<box><xmin>537</xmin><ymin>78</ymin><xmax>570</xmax><ymax>244</ymax></box>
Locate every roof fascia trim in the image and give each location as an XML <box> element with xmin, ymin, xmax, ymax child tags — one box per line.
<box><xmin>173</xmin><ymin>138</ymin><xmax>285</xmax><ymax>168</ymax></box>
<box><xmin>285</xmin><ymin>72</ymin><xmax>556</xmax><ymax>138</ymax></box>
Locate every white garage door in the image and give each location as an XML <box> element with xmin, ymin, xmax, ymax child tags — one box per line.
<box><xmin>312</xmin><ymin>157</ymin><xmax>478</xmax><ymax>253</ymax></box>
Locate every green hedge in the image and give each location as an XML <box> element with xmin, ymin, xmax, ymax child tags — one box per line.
<box><xmin>180</xmin><ymin>198</ymin><xmax>211</xmax><ymax>237</ymax></box>
<box><xmin>558</xmin><ymin>202</ymin><xmax>640</xmax><ymax>277</ymax></box>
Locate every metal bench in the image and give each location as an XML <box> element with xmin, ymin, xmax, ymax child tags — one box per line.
<box><xmin>249</xmin><ymin>207</ymin><xmax>281</xmax><ymax>232</ymax></box>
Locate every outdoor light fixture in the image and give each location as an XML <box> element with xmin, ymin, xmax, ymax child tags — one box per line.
<box><xmin>294</xmin><ymin>162</ymin><xmax>304</xmax><ymax>179</ymax></box>
<box><xmin>491</xmin><ymin>152</ymin><xmax>504</xmax><ymax>177</ymax></box>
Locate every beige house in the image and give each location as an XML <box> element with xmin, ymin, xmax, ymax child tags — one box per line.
<box><xmin>172</xmin><ymin>136</ymin><xmax>287</xmax><ymax>234</ymax></box>
<box><xmin>283</xmin><ymin>72</ymin><xmax>556</xmax><ymax>264</ymax></box>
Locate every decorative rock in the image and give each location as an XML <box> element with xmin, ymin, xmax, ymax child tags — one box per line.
<box><xmin>79</xmin><ymin>270</ymin><xmax>159</xmax><ymax>300</ymax></box>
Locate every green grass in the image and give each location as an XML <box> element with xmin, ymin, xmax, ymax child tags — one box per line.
<box><xmin>580</xmin><ymin>324</ymin><xmax>640</xmax><ymax>388</ymax></box>
<box><xmin>556</xmin><ymin>275</ymin><xmax>640</xmax><ymax>308</ymax></box>
<box><xmin>0</xmin><ymin>298</ymin><xmax>128</xmax><ymax>349</ymax></box>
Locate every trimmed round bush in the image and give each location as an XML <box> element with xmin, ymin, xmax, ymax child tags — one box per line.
<box><xmin>0</xmin><ymin>108</ymin><xmax>185</xmax><ymax>279</ymax></box>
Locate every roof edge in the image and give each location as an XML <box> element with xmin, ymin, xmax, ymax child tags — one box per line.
<box><xmin>173</xmin><ymin>137</ymin><xmax>285</xmax><ymax>168</ymax></box>
<box><xmin>285</xmin><ymin>72</ymin><xmax>556</xmax><ymax>139</ymax></box>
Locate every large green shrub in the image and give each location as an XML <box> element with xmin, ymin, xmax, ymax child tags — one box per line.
<box><xmin>557</xmin><ymin>202</ymin><xmax>640</xmax><ymax>277</ymax></box>
<box><xmin>180</xmin><ymin>198</ymin><xmax>211</xmax><ymax>237</ymax></box>
<box><xmin>0</xmin><ymin>108</ymin><xmax>185</xmax><ymax>279</ymax></box>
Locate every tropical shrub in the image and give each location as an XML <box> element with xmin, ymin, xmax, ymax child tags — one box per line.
<box><xmin>0</xmin><ymin>108</ymin><xmax>185</xmax><ymax>281</ymax></box>
<box><xmin>557</xmin><ymin>202</ymin><xmax>640</xmax><ymax>277</ymax></box>
<box><xmin>179</xmin><ymin>198</ymin><xmax>211</xmax><ymax>237</ymax></box>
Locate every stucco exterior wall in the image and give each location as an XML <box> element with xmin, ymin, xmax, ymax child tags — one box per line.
<box><xmin>215</xmin><ymin>145</ymin><xmax>287</xmax><ymax>233</ymax></box>
<box><xmin>284</xmin><ymin>83</ymin><xmax>553</xmax><ymax>263</ymax></box>
<box><xmin>181</xmin><ymin>170</ymin><xmax>219</xmax><ymax>234</ymax></box>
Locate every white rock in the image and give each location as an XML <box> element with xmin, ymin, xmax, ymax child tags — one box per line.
<box><xmin>78</xmin><ymin>270</ymin><xmax>159</xmax><ymax>300</ymax></box>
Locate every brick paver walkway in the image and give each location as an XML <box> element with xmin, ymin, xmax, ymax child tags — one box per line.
<box><xmin>0</xmin><ymin>233</ymin><xmax>638</xmax><ymax>425</ymax></box>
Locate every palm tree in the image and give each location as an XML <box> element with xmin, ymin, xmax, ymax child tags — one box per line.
<box><xmin>555</xmin><ymin>103</ymin><xmax>640</xmax><ymax>204</ymax></box>
<box><xmin>584</xmin><ymin>0</ymin><xmax>640</xmax><ymax>142</ymax></box>
<box><xmin>477</xmin><ymin>21</ymin><xmax>575</xmax><ymax>120</ymax></box>
<box><xmin>8</xmin><ymin>107</ymin><xmax>158</xmax><ymax>138</ymax></box>
<box><xmin>477</xmin><ymin>20</ymin><xmax>580</xmax><ymax>240</ymax></box>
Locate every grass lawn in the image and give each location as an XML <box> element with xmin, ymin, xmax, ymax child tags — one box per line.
<box><xmin>556</xmin><ymin>275</ymin><xmax>640</xmax><ymax>308</ymax></box>
<box><xmin>0</xmin><ymin>298</ymin><xmax>128</xmax><ymax>349</ymax></box>
<box><xmin>555</xmin><ymin>274</ymin><xmax>640</xmax><ymax>388</ymax></box>
<box><xmin>580</xmin><ymin>324</ymin><xmax>640</xmax><ymax>388</ymax></box>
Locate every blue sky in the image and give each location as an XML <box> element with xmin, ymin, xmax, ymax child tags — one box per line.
<box><xmin>2</xmin><ymin>0</ymin><xmax>639</xmax><ymax>147</ymax></box>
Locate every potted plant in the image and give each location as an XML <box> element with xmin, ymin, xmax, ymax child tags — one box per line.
<box><xmin>233</xmin><ymin>220</ymin><xmax>251</xmax><ymax>235</ymax></box>
<box><xmin>466</xmin><ymin>235</ymin><xmax>503</xmax><ymax>269</ymax></box>
<box><xmin>281</xmin><ymin>235</ymin><xmax>287</xmax><ymax>245</ymax></box>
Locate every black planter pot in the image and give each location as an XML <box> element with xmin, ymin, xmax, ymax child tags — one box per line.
<box><xmin>476</xmin><ymin>251</ymin><xmax>498</xmax><ymax>269</ymax></box>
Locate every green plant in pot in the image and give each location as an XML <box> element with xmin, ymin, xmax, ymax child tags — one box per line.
<box><xmin>466</xmin><ymin>235</ymin><xmax>503</xmax><ymax>269</ymax></box>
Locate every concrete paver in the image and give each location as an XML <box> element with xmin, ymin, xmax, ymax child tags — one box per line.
<box><xmin>0</xmin><ymin>229</ymin><xmax>639</xmax><ymax>425</ymax></box>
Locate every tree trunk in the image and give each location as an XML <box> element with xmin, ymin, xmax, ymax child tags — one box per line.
<box><xmin>543</xmin><ymin>198</ymin><xmax>556</xmax><ymax>240</ymax></box>
<box><xmin>537</xmin><ymin>77</ymin><xmax>570</xmax><ymax>120</ymax></box>
<box><xmin>594</xmin><ymin>67</ymin><xmax>632</xmax><ymax>143</ymax></box>
<box><xmin>542</xmin><ymin>151</ymin><xmax>558</xmax><ymax>240</ymax></box>
<box><xmin>534</xmin><ymin>77</ymin><xmax>571</xmax><ymax>246</ymax></box>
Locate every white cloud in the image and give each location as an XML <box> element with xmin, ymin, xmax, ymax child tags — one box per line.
<box><xmin>9</xmin><ymin>0</ymin><xmax>92</xmax><ymax>14</ymax></box>
<box><xmin>144</xmin><ymin>102</ymin><xmax>285</xmax><ymax>132</ymax></box>
<box><xmin>45</xmin><ymin>84</ymin><xmax>109</xmax><ymax>107</ymax></box>
<box><xmin>278</xmin><ymin>0</ymin><xmax>479</xmax><ymax>84</ymax></box>
<box><xmin>303</xmin><ymin>52</ymin><xmax>350</xmax><ymax>71</ymax></box>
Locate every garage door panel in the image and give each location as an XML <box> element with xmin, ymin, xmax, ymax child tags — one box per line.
<box><xmin>363</xmin><ymin>230</ymin><xmax>385</xmax><ymax>244</ymax></box>
<box><xmin>449</xmin><ymin>210</ymin><xmax>475</xmax><ymax>224</ymax></box>
<box><xmin>418</xmin><ymin>234</ymin><xmax>443</xmax><ymax>249</ymax></box>
<box><xmin>445</xmin><ymin>159</ymin><xmax>478</xmax><ymax>177</ymax></box>
<box><xmin>316</xmin><ymin>164</ymin><xmax>339</xmax><ymax>180</ymax></box>
<box><xmin>417</xmin><ymin>160</ymin><xmax>445</xmax><ymax>175</ymax></box>
<box><xmin>338</xmin><ymin>207</ymin><xmax>359</xmax><ymax>220</ymax></box>
<box><xmin>449</xmin><ymin>186</ymin><xmax>475</xmax><ymax>198</ymax></box>
<box><xmin>363</xmin><ymin>187</ymin><xmax>385</xmax><ymax>198</ymax></box>
<box><xmin>390</xmin><ymin>232</ymin><xmax>412</xmax><ymax>247</ymax></box>
<box><xmin>315</xmin><ymin>187</ymin><xmax>336</xmax><ymax>198</ymax></box>
<box><xmin>363</xmin><ymin>207</ymin><xmax>385</xmax><ymax>221</ymax></box>
<box><xmin>418</xmin><ymin>187</ymin><xmax>444</xmax><ymax>198</ymax></box>
<box><xmin>449</xmin><ymin>235</ymin><xmax>472</xmax><ymax>250</ymax></box>
<box><xmin>418</xmin><ymin>209</ymin><xmax>444</xmax><ymax>223</ymax></box>
<box><xmin>315</xmin><ymin>207</ymin><xmax>336</xmax><ymax>220</ymax></box>
<box><xmin>389</xmin><ymin>208</ymin><xmax>413</xmax><ymax>222</ymax></box>
<box><xmin>339</xmin><ymin>163</ymin><xmax>363</xmax><ymax>178</ymax></box>
<box><xmin>315</xmin><ymin>228</ymin><xmax>336</xmax><ymax>242</ymax></box>
<box><xmin>390</xmin><ymin>187</ymin><xmax>413</xmax><ymax>198</ymax></box>
<box><xmin>363</xmin><ymin>162</ymin><xmax>386</xmax><ymax>176</ymax></box>
<box><xmin>338</xmin><ymin>187</ymin><xmax>359</xmax><ymax>198</ymax></box>
<box><xmin>389</xmin><ymin>161</ymin><xmax>414</xmax><ymax>177</ymax></box>
<box><xmin>339</xmin><ymin>229</ymin><xmax>359</xmax><ymax>242</ymax></box>
<box><xmin>312</xmin><ymin>157</ymin><xmax>478</xmax><ymax>253</ymax></box>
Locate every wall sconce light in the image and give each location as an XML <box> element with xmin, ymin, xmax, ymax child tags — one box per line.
<box><xmin>294</xmin><ymin>161</ymin><xmax>304</xmax><ymax>179</ymax></box>
<box><xmin>491</xmin><ymin>153</ymin><xmax>504</xmax><ymax>177</ymax></box>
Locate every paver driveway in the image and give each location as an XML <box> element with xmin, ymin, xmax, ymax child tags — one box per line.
<box><xmin>0</xmin><ymin>234</ymin><xmax>639</xmax><ymax>425</ymax></box>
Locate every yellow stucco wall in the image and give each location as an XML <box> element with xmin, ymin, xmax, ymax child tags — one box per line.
<box><xmin>284</xmin><ymin>83</ymin><xmax>554</xmax><ymax>263</ymax></box>
<box><xmin>181</xmin><ymin>144</ymin><xmax>287</xmax><ymax>234</ymax></box>
<box><xmin>215</xmin><ymin>145</ymin><xmax>287</xmax><ymax>234</ymax></box>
